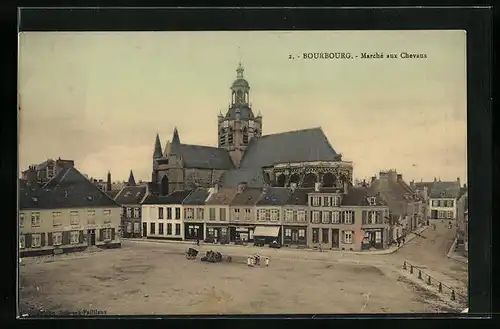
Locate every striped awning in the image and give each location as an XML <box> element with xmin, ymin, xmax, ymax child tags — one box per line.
<box><xmin>253</xmin><ymin>226</ymin><xmax>280</xmax><ymax>237</ymax></box>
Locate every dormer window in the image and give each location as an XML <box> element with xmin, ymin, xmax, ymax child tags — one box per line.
<box><xmin>368</xmin><ymin>197</ymin><xmax>376</xmax><ymax>206</ymax></box>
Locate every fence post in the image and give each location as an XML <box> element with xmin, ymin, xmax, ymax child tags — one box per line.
<box><xmin>410</xmin><ymin>265</ymin><xmax>414</xmax><ymax>274</ymax></box>
<box><xmin>438</xmin><ymin>282</ymin><xmax>443</xmax><ymax>293</ymax></box>
<box><xmin>418</xmin><ymin>270</ymin><xmax>422</xmax><ymax>280</ymax></box>
<box><xmin>451</xmin><ymin>290</ymin><xmax>456</xmax><ymax>301</ymax></box>
<box><xmin>427</xmin><ymin>276</ymin><xmax>431</xmax><ymax>285</ymax></box>
<box><xmin>403</xmin><ymin>261</ymin><xmax>407</xmax><ymax>270</ymax></box>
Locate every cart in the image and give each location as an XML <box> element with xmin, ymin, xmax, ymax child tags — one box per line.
<box><xmin>186</xmin><ymin>248</ymin><xmax>199</xmax><ymax>260</ymax></box>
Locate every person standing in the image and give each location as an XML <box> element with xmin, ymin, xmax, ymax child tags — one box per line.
<box><xmin>196</xmin><ymin>237</ymin><xmax>200</xmax><ymax>246</ymax></box>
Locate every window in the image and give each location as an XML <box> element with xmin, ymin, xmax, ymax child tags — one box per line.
<box><xmin>297</xmin><ymin>210</ymin><xmax>306</xmax><ymax>222</ymax></box>
<box><xmin>447</xmin><ymin>211</ymin><xmax>454</xmax><ymax>219</ymax></box>
<box><xmin>31</xmin><ymin>233</ymin><xmax>41</xmax><ymax>248</ymax></box>
<box><xmin>270</xmin><ymin>209</ymin><xmax>279</xmax><ymax>221</ymax></box>
<box><xmin>133</xmin><ymin>222</ymin><xmax>140</xmax><ymax>233</ymax></box>
<box><xmin>70</xmin><ymin>211</ymin><xmax>80</xmax><ymax>225</ymax></box>
<box><xmin>285</xmin><ymin>210</ymin><xmax>293</xmax><ymax>222</ymax></box>
<box><xmin>312</xmin><ymin>228</ymin><xmax>319</xmax><ymax>243</ymax></box>
<box><xmin>446</xmin><ymin>200</ymin><xmax>454</xmax><ymax>207</ymax></box>
<box><xmin>331</xmin><ymin>211</ymin><xmax>340</xmax><ymax>224</ymax></box>
<box><xmin>332</xmin><ymin>196</ymin><xmax>340</xmax><ymax>207</ymax></box>
<box><xmin>175</xmin><ymin>224</ymin><xmax>181</xmax><ymax>235</ymax></box>
<box><xmin>219</xmin><ymin>208</ymin><xmax>226</xmax><ymax>221</ymax></box>
<box><xmin>234</xmin><ymin>208</ymin><xmax>240</xmax><ymax>221</ymax></box>
<box><xmin>166</xmin><ymin>208</ymin><xmax>172</xmax><ymax>219</ymax></box>
<box><xmin>439</xmin><ymin>200</ymin><xmax>445</xmax><ymax>207</ymax></box>
<box><xmin>167</xmin><ymin>223</ymin><xmax>172</xmax><ymax>235</ymax></box>
<box><xmin>375</xmin><ymin>231</ymin><xmax>382</xmax><ymax>243</ymax></box>
<box><xmin>244</xmin><ymin>208</ymin><xmax>251</xmax><ymax>221</ymax></box>
<box><xmin>298</xmin><ymin>229</ymin><xmax>306</xmax><ymax>238</ymax></box>
<box><xmin>258</xmin><ymin>209</ymin><xmax>266</xmax><ymax>221</ymax></box>
<box><xmin>19</xmin><ymin>213</ymin><xmax>24</xmax><ymax>228</ymax></box>
<box><xmin>285</xmin><ymin>228</ymin><xmax>292</xmax><ymax>237</ymax></box>
<box><xmin>438</xmin><ymin>211</ymin><xmax>445</xmax><ymax>219</ymax></box>
<box><xmin>344</xmin><ymin>211</ymin><xmax>354</xmax><ymax>224</ymax></box>
<box><xmin>126</xmin><ymin>207</ymin><xmax>132</xmax><ymax>217</ymax></box>
<box><xmin>209</xmin><ymin>208</ymin><xmax>216</xmax><ymax>220</ymax></box>
<box><xmin>70</xmin><ymin>231</ymin><xmax>79</xmax><ymax>244</ymax></box>
<box><xmin>159</xmin><ymin>223</ymin><xmax>164</xmax><ymax>235</ymax></box>
<box><xmin>324</xmin><ymin>197</ymin><xmax>331</xmax><ymax>207</ymax></box>
<box><xmin>196</xmin><ymin>208</ymin><xmax>204</xmax><ymax>220</ymax></box>
<box><xmin>312</xmin><ymin>211</ymin><xmax>320</xmax><ymax>224</ymax></box>
<box><xmin>265</xmin><ymin>210</ymin><xmax>271</xmax><ymax>221</ymax></box>
<box><xmin>369</xmin><ymin>211</ymin><xmax>377</xmax><ymax>224</ymax></box>
<box><xmin>185</xmin><ymin>208</ymin><xmax>194</xmax><ymax>219</ymax></box>
<box><xmin>322</xmin><ymin>211</ymin><xmax>330</xmax><ymax>224</ymax></box>
<box><xmin>19</xmin><ymin>235</ymin><xmax>25</xmax><ymax>249</ymax></box>
<box><xmin>52</xmin><ymin>211</ymin><xmax>62</xmax><ymax>226</ymax></box>
<box><xmin>150</xmin><ymin>222</ymin><xmax>155</xmax><ymax>234</ymax></box>
<box><xmin>343</xmin><ymin>230</ymin><xmax>353</xmax><ymax>244</ymax></box>
<box><xmin>127</xmin><ymin>222</ymin><xmax>133</xmax><ymax>233</ymax></box>
<box><xmin>31</xmin><ymin>212</ymin><xmax>40</xmax><ymax>227</ymax></box>
<box><xmin>312</xmin><ymin>196</ymin><xmax>321</xmax><ymax>207</ymax></box>
<box><xmin>175</xmin><ymin>208</ymin><xmax>181</xmax><ymax>219</ymax></box>
<box><xmin>368</xmin><ymin>197</ymin><xmax>376</xmax><ymax>206</ymax></box>
<box><xmin>158</xmin><ymin>207</ymin><xmax>164</xmax><ymax>219</ymax></box>
<box><xmin>87</xmin><ymin>210</ymin><xmax>96</xmax><ymax>224</ymax></box>
<box><xmin>53</xmin><ymin>232</ymin><xmax>63</xmax><ymax>246</ymax></box>
<box><xmin>322</xmin><ymin>228</ymin><xmax>329</xmax><ymax>243</ymax></box>
<box><xmin>103</xmin><ymin>209</ymin><xmax>112</xmax><ymax>223</ymax></box>
<box><xmin>133</xmin><ymin>208</ymin><xmax>140</xmax><ymax>218</ymax></box>
<box><xmin>432</xmin><ymin>200</ymin><xmax>438</xmax><ymax>207</ymax></box>
<box><xmin>102</xmin><ymin>228</ymin><xmax>112</xmax><ymax>241</ymax></box>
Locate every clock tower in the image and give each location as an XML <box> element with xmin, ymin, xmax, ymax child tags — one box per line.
<box><xmin>218</xmin><ymin>63</ymin><xmax>262</xmax><ymax>168</ymax></box>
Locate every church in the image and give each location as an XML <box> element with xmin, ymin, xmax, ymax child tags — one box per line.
<box><xmin>150</xmin><ymin>63</ymin><xmax>353</xmax><ymax>196</ymax></box>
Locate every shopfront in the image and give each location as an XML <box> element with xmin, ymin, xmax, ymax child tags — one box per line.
<box><xmin>184</xmin><ymin>223</ymin><xmax>204</xmax><ymax>241</ymax></box>
<box><xmin>253</xmin><ymin>225</ymin><xmax>281</xmax><ymax>246</ymax></box>
<box><xmin>229</xmin><ymin>225</ymin><xmax>254</xmax><ymax>243</ymax></box>
<box><xmin>361</xmin><ymin>228</ymin><xmax>384</xmax><ymax>250</ymax></box>
<box><xmin>205</xmin><ymin>224</ymin><xmax>229</xmax><ymax>244</ymax></box>
<box><xmin>282</xmin><ymin>226</ymin><xmax>307</xmax><ymax>247</ymax></box>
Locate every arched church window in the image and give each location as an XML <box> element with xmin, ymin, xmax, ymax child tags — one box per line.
<box><xmin>243</xmin><ymin>127</ymin><xmax>248</xmax><ymax>144</ymax></box>
<box><xmin>228</xmin><ymin>129</ymin><xmax>234</xmax><ymax>145</ymax></box>
<box><xmin>236</xmin><ymin>90</ymin><xmax>243</xmax><ymax>103</ymax></box>
<box><xmin>219</xmin><ymin>129</ymin><xmax>226</xmax><ymax>146</ymax></box>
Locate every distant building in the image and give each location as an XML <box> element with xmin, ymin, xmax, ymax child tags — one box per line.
<box><xmin>19</xmin><ymin>167</ymin><xmax>121</xmax><ymax>257</ymax></box>
<box><xmin>114</xmin><ymin>185</ymin><xmax>148</xmax><ymax>238</ymax></box>
<box><xmin>254</xmin><ymin>186</ymin><xmax>291</xmax><ymax>246</ymax></box>
<box><xmin>427</xmin><ymin>178</ymin><xmax>463</xmax><ymax>220</ymax></box>
<box><xmin>283</xmin><ymin>186</ymin><xmax>310</xmax><ymax>247</ymax></box>
<box><xmin>182</xmin><ymin>188</ymin><xmax>211</xmax><ymax>241</ymax></box>
<box><xmin>228</xmin><ymin>183</ymin><xmax>263</xmax><ymax>243</ymax></box>
<box><xmin>21</xmin><ymin>157</ymin><xmax>75</xmax><ymax>184</ymax></box>
<box><xmin>369</xmin><ymin>170</ymin><xmax>425</xmax><ymax>234</ymax></box>
<box><xmin>204</xmin><ymin>186</ymin><xmax>239</xmax><ymax>243</ymax></box>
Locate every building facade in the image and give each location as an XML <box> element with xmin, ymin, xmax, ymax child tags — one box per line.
<box><xmin>282</xmin><ymin>187</ymin><xmax>311</xmax><ymax>247</ymax></box>
<box><xmin>141</xmin><ymin>190</ymin><xmax>192</xmax><ymax>240</ymax></box>
<box><xmin>114</xmin><ymin>185</ymin><xmax>148</xmax><ymax>238</ymax></box>
<box><xmin>182</xmin><ymin>188</ymin><xmax>211</xmax><ymax>241</ymax></box>
<box><xmin>228</xmin><ymin>183</ymin><xmax>262</xmax><ymax>243</ymax></box>
<box><xmin>204</xmin><ymin>187</ymin><xmax>238</xmax><ymax>243</ymax></box>
<box><xmin>307</xmin><ymin>183</ymin><xmax>390</xmax><ymax>251</ymax></box>
<box><xmin>427</xmin><ymin>179</ymin><xmax>462</xmax><ymax>220</ymax></box>
<box><xmin>19</xmin><ymin>167</ymin><xmax>121</xmax><ymax>257</ymax></box>
<box><xmin>253</xmin><ymin>187</ymin><xmax>291</xmax><ymax>245</ymax></box>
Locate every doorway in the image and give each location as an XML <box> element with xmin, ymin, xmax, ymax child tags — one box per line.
<box><xmin>142</xmin><ymin>222</ymin><xmax>147</xmax><ymax>237</ymax></box>
<box><xmin>431</xmin><ymin>210</ymin><xmax>438</xmax><ymax>219</ymax></box>
<box><xmin>331</xmin><ymin>229</ymin><xmax>339</xmax><ymax>248</ymax></box>
<box><xmin>87</xmin><ymin>229</ymin><xmax>96</xmax><ymax>246</ymax></box>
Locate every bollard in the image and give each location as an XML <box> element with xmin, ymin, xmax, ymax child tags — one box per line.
<box><xmin>418</xmin><ymin>270</ymin><xmax>422</xmax><ymax>280</ymax></box>
<box><xmin>438</xmin><ymin>282</ymin><xmax>443</xmax><ymax>293</ymax></box>
<box><xmin>451</xmin><ymin>290</ymin><xmax>456</xmax><ymax>301</ymax></box>
<box><xmin>427</xmin><ymin>276</ymin><xmax>431</xmax><ymax>285</ymax></box>
<box><xmin>403</xmin><ymin>261</ymin><xmax>407</xmax><ymax>270</ymax></box>
<box><xmin>410</xmin><ymin>265</ymin><xmax>414</xmax><ymax>274</ymax></box>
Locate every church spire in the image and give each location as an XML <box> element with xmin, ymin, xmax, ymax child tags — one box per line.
<box><xmin>172</xmin><ymin>127</ymin><xmax>181</xmax><ymax>145</ymax></box>
<box><xmin>236</xmin><ymin>61</ymin><xmax>244</xmax><ymax>79</ymax></box>
<box><xmin>153</xmin><ymin>133</ymin><xmax>163</xmax><ymax>158</ymax></box>
<box><xmin>127</xmin><ymin>170</ymin><xmax>136</xmax><ymax>187</ymax></box>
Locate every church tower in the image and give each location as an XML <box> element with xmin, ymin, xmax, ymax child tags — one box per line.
<box><xmin>218</xmin><ymin>62</ymin><xmax>262</xmax><ymax>168</ymax></box>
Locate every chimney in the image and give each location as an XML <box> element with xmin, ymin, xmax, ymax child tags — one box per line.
<box><xmin>457</xmin><ymin>177</ymin><xmax>460</xmax><ymax>185</ymax></box>
<box><xmin>314</xmin><ymin>182</ymin><xmax>321</xmax><ymax>192</ymax></box>
<box><xmin>237</xmin><ymin>182</ymin><xmax>247</xmax><ymax>193</ymax></box>
<box><xmin>343</xmin><ymin>181</ymin><xmax>348</xmax><ymax>194</ymax></box>
<box><xmin>434</xmin><ymin>177</ymin><xmax>437</xmax><ymax>183</ymax></box>
<box><xmin>397</xmin><ymin>174</ymin><xmax>402</xmax><ymax>181</ymax></box>
<box><xmin>371</xmin><ymin>176</ymin><xmax>376</xmax><ymax>183</ymax></box>
<box><xmin>463</xmin><ymin>183</ymin><xmax>467</xmax><ymax>188</ymax></box>
<box><xmin>290</xmin><ymin>182</ymin><xmax>297</xmax><ymax>190</ymax></box>
<box><xmin>213</xmin><ymin>182</ymin><xmax>219</xmax><ymax>193</ymax></box>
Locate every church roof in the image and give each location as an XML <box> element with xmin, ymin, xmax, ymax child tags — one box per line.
<box><xmin>219</xmin><ymin>167</ymin><xmax>270</xmax><ymax>188</ymax></box>
<box><xmin>239</xmin><ymin>127</ymin><xmax>339</xmax><ymax>168</ymax></box>
<box><xmin>177</xmin><ymin>144</ymin><xmax>234</xmax><ymax>170</ymax></box>
<box><xmin>224</xmin><ymin>105</ymin><xmax>255</xmax><ymax>121</ymax></box>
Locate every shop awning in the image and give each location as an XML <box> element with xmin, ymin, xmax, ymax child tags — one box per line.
<box><xmin>253</xmin><ymin>226</ymin><xmax>280</xmax><ymax>237</ymax></box>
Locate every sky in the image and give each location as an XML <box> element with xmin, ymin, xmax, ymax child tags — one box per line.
<box><xmin>18</xmin><ymin>30</ymin><xmax>467</xmax><ymax>184</ymax></box>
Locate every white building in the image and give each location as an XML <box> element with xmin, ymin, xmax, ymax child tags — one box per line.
<box><xmin>427</xmin><ymin>179</ymin><xmax>462</xmax><ymax>220</ymax></box>
<box><xmin>141</xmin><ymin>190</ymin><xmax>192</xmax><ymax>240</ymax></box>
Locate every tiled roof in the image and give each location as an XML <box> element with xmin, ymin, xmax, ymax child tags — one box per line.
<box><xmin>142</xmin><ymin>189</ymin><xmax>192</xmax><ymax>205</ymax></box>
<box><xmin>369</xmin><ymin>178</ymin><xmax>420</xmax><ymax>203</ymax></box>
<box><xmin>20</xmin><ymin>167</ymin><xmax>119</xmax><ymax>210</ymax></box>
<box><xmin>182</xmin><ymin>188</ymin><xmax>210</xmax><ymax>205</ymax></box>
<box><xmin>105</xmin><ymin>190</ymin><xmax>121</xmax><ymax>199</ymax></box>
<box><xmin>177</xmin><ymin>144</ymin><xmax>234</xmax><ymax>170</ymax></box>
<box><xmin>239</xmin><ymin>127</ymin><xmax>339</xmax><ymax>168</ymax></box>
<box><xmin>286</xmin><ymin>188</ymin><xmax>313</xmax><ymax>206</ymax></box>
<box><xmin>230</xmin><ymin>187</ymin><xmax>263</xmax><ymax>206</ymax></box>
<box><xmin>205</xmin><ymin>188</ymin><xmax>239</xmax><ymax>206</ymax></box>
<box><xmin>428</xmin><ymin>181</ymin><xmax>461</xmax><ymax>198</ymax></box>
<box><xmin>256</xmin><ymin>187</ymin><xmax>292</xmax><ymax>206</ymax></box>
<box><xmin>114</xmin><ymin>186</ymin><xmax>147</xmax><ymax>205</ymax></box>
<box><xmin>341</xmin><ymin>187</ymin><xmax>386</xmax><ymax>206</ymax></box>
<box><xmin>219</xmin><ymin>167</ymin><xmax>270</xmax><ymax>188</ymax></box>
